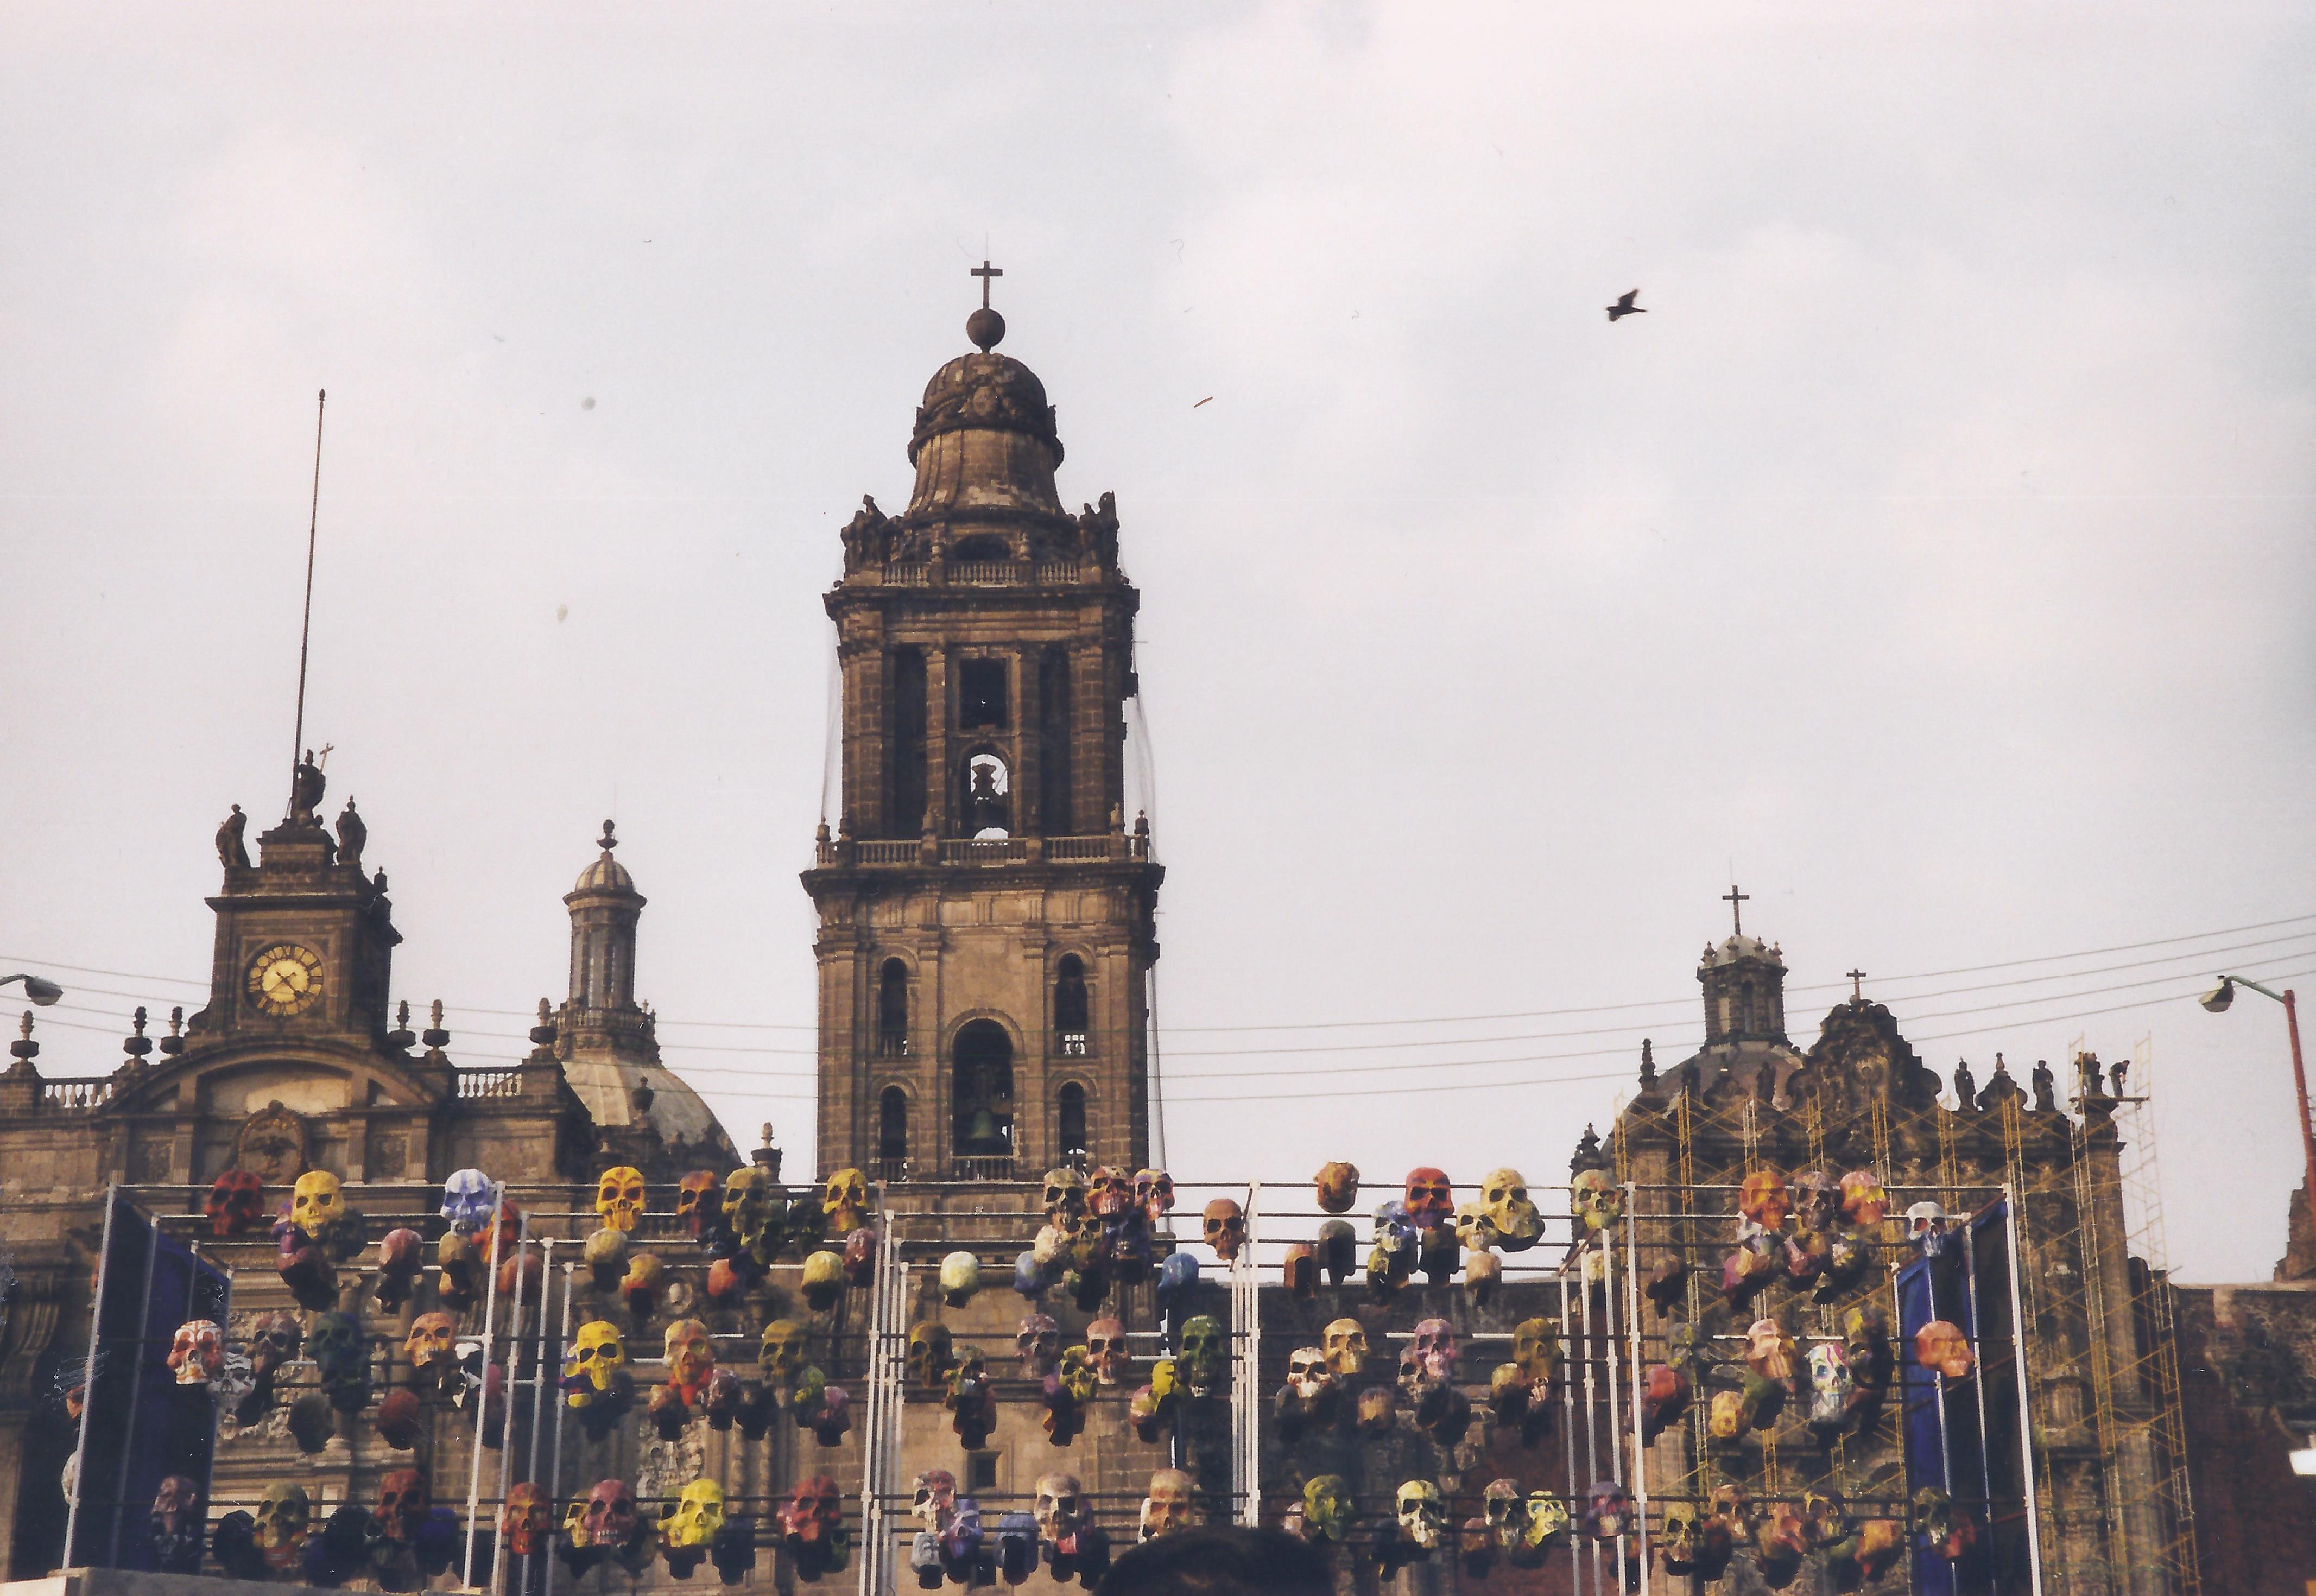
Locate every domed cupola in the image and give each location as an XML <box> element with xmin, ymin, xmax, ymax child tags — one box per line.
<box><xmin>904</xmin><ymin>339</ymin><xmax>1066</xmax><ymax>525</ymax></box>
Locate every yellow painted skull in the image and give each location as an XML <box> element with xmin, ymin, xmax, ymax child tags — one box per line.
<box><xmin>760</xmin><ymin>1320</ymin><xmax>809</xmax><ymax>1385</ymax></box>
<box><xmin>662</xmin><ymin>1479</ymin><xmax>726</xmax><ymax>1551</ymax></box>
<box><xmin>822</xmin><ymin>1167</ymin><xmax>870</xmax><ymax>1235</ymax></box>
<box><xmin>663</xmin><ymin>1319</ymin><xmax>716</xmax><ymax>1395</ymax></box>
<box><xmin>722</xmin><ymin>1167</ymin><xmax>773</xmax><ymax>1243</ymax></box>
<box><xmin>290</xmin><ymin>1170</ymin><xmax>343</xmax><ymax>1234</ymax></box>
<box><xmin>594</xmin><ymin>1166</ymin><xmax>647</xmax><ymax>1231</ymax></box>
<box><xmin>566</xmin><ymin>1320</ymin><xmax>627</xmax><ymax>1399</ymax></box>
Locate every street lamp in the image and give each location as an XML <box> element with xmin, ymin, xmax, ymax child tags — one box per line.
<box><xmin>0</xmin><ymin>973</ymin><xmax>64</xmax><ymax>1006</ymax></box>
<box><xmin>2203</xmin><ymin>974</ymin><xmax>2313</xmax><ymax>1240</ymax></box>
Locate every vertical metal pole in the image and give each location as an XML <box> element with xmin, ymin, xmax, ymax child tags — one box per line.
<box><xmin>62</xmin><ymin>1186</ymin><xmax>119</xmax><ymax>1566</ymax></box>
<box><xmin>1600</xmin><ymin>1235</ymin><xmax>1627</xmax><ymax>1594</ymax></box>
<box><xmin>1231</xmin><ymin>1182</ymin><xmax>1261</xmax><ymax>1527</ymax></box>
<box><xmin>1925</xmin><ymin>1254</ymin><xmax>1953</xmax><ymax>1493</ymax></box>
<box><xmin>1623</xmin><ymin>1187</ymin><xmax>1650</xmax><ymax>1596</ymax></box>
<box><xmin>542</xmin><ymin>1261</ymin><xmax>576</xmax><ymax>1596</ymax></box>
<box><xmin>1578</xmin><ymin>1255</ymin><xmax>1603</xmax><ymax>1595</ymax></box>
<box><xmin>463</xmin><ymin>1182</ymin><xmax>508</xmax><ymax>1589</ymax></box>
<box><xmin>1961</xmin><ymin>1223</ymin><xmax>2001</xmax><ymax>1596</ymax></box>
<box><xmin>2004</xmin><ymin>1191</ymin><xmax>2046</xmax><ymax>1595</ymax></box>
<box><xmin>520</xmin><ymin>1239</ymin><xmax>558</xmax><ymax>1596</ymax></box>
<box><xmin>1558</xmin><ymin>1274</ymin><xmax>1581</xmax><ymax>1596</ymax></box>
<box><xmin>489</xmin><ymin>1214</ymin><xmax>532</xmax><ymax>1596</ymax></box>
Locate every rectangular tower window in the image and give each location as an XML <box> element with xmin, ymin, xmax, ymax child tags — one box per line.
<box><xmin>889</xmin><ymin>648</ymin><xmax>927</xmax><ymax>836</ymax></box>
<box><xmin>959</xmin><ymin>657</ymin><xmax>1008</xmax><ymax>730</ymax></box>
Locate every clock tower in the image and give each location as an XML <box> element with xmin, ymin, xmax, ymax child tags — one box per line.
<box><xmin>801</xmin><ymin>274</ymin><xmax>1163</xmax><ymax>1182</ymax></box>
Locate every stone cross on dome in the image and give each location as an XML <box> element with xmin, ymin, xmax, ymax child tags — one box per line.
<box><xmin>1847</xmin><ymin>968</ymin><xmax>1868</xmax><ymax>1001</ymax></box>
<box><xmin>1723</xmin><ymin>883</ymin><xmax>1749</xmax><ymax>936</ymax></box>
<box><xmin>967</xmin><ymin>259</ymin><xmax>1007</xmax><ymax>352</ymax></box>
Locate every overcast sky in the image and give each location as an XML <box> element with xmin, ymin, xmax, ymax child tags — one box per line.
<box><xmin>3</xmin><ymin>4</ymin><xmax>2310</xmax><ymax>1282</ymax></box>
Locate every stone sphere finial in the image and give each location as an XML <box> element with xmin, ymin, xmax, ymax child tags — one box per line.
<box><xmin>967</xmin><ymin>306</ymin><xmax>1005</xmax><ymax>353</ymax></box>
<box><xmin>598</xmin><ymin>819</ymin><xmax>618</xmax><ymax>852</ymax></box>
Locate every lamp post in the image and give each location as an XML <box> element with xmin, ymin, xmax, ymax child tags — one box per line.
<box><xmin>2203</xmin><ymin>974</ymin><xmax>2314</xmax><ymax>1240</ymax></box>
<box><xmin>0</xmin><ymin>973</ymin><xmax>64</xmax><ymax>1006</ymax></box>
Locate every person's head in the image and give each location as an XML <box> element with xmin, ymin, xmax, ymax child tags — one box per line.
<box><xmin>1096</xmin><ymin>1525</ymin><xmax>1333</xmax><ymax>1596</ymax></box>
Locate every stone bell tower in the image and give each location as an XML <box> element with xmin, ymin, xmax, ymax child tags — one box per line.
<box><xmin>802</xmin><ymin>267</ymin><xmax>1162</xmax><ymax>1183</ymax></box>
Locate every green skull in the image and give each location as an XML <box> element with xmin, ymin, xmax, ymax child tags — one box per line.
<box><xmin>1302</xmin><ymin>1475</ymin><xmax>1353</xmax><ymax>1543</ymax></box>
<box><xmin>759</xmin><ymin>1319</ymin><xmax>808</xmax><ymax>1385</ymax></box>
<box><xmin>1176</xmin><ymin>1315</ymin><xmax>1226</xmax><ymax>1396</ymax></box>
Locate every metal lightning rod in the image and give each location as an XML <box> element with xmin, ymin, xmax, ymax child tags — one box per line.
<box><xmin>288</xmin><ymin>388</ymin><xmax>326</xmax><ymax>814</ymax></box>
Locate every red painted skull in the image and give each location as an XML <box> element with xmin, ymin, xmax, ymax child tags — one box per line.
<box><xmin>373</xmin><ymin>1469</ymin><xmax>430</xmax><ymax>1542</ymax></box>
<box><xmin>499</xmin><ymin>1484</ymin><xmax>551</xmax><ymax>1557</ymax></box>
<box><xmin>781</xmin><ymin>1475</ymin><xmax>845</xmax><ymax>1548</ymax></box>
<box><xmin>1088</xmin><ymin>1167</ymin><xmax>1134</xmax><ymax>1220</ymax></box>
<box><xmin>675</xmin><ymin>1170</ymin><xmax>720</xmax><ymax>1240</ymax></box>
<box><xmin>583</xmin><ymin>1479</ymin><xmax>639</xmax><ymax>1550</ymax></box>
<box><xmin>205</xmin><ymin>1169</ymin><xmax>267</xmax><ymax>1237</ymax></box>
<box><xmin>1402</xmin><ymin>1168</ymin><xmax>1454</xmax><ymax>1230</ymax></box>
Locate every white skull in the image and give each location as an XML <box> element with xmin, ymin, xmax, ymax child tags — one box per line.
<box><xmin>911</xmin><ymin>1470</ymin><xmax>956</xmax><ymax>1532</ymax></box>
<box><xmin>1410</xmin><ymin>1318</ymin><xmax>1458</xmax><ymax>1382</ymax></box>
<box><xmin>1286</xmin><ymin>1346</ymin><xmax>1333</xmax><ymax>1401</ymax></box>
<box><xmin>441</xmin><ymin>1168</ymin><xmax>496</xmax><ymax>1233</ymax></box>
<box><xmin>1032</xmin><ymin>1471</ymin><xmax>1087</xmax><ymax>1547</ymax></box>
<box><xmin>1808</xmin><ymin>1342</ymin><xmax>1852</xmax><ymax>1426</ymax></box>
<box><xmin>1396</xmin><ymin>1480</ymin><xmax>1445</xmax><ymax>1550</ymax></box>
<box><xmin>1906</xmin><ymin>1201</ymin><xmax>1950</xmax><ymax>1256</ymax></box>
<box><xmin>1016</xmin><ymin>1315</ymin><xmax>1061</xmax><ymax>1379</ymax></box>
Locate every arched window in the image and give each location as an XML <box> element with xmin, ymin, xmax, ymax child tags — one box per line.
<box><xmin>878</xmin><ymin>1086</ymin><xmax>909</xmax><ymax>1172</ymax></box>
<box><xmin>1740</xmin><ymin>980</ymin><xmax>1756</xmax><ymax>1035</ymax></box>
<box><xmin>1054</xmin><ymin>956</ymin><xmax>1089</xmax><ymax>1056</ymax></box>
<box><xmin>952</xmin><ymin>1019</ymin><xmax>1015</xmax><ymax>1166</ymax></box>
<box><xmin>1038</xmin><ymin>645</ymin><xmax>1073</xmax><ymax>833</ymax></box>
<box><xmin>877</xmin><ymin>959</ymin><xmax>909</xmax><ymax>1057</ymax></box>
<box><xmin>1057</xmin><ymin>1083</ymin><xmax>1088</xmax><ymax>1163</ymax></box>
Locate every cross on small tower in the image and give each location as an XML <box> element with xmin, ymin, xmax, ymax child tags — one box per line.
<box><xmin>1722</xmin><ymin>883</ymin><xmax>1750</xmax><ymax>936</ymax></box>
<box><xmin>971</xmin><ymin>259</ymin><xmax>1002</xmax><ymax>309</ymax></box>
<box><xmin>1846</xmin><ymin>968</ymin><xmax>1868</xmax><ymax>1002</ymax></box>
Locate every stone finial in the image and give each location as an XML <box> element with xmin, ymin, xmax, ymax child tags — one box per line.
<box><xmin>10</xmin><ymin>1010</ymin><xmax>37</xmax><ymax>1061</ymax></box>
<box><xmin>752</xmin><ymin>1123</ymin><xmax>782</xmax><ymax>1181</ymax></box>
<box><xmin>387</xmin><ymin>999</ymin><xmax>415</xmax><ymax>1050</ymax></box>
<box><xmin>1638</xmin><ymin>1037</ymin><xmax>1656</xmax><ymax>1088</ymax></box>
<box><xmin>159</xmin><ymin>1005</ymin><xmax>186</xmax><ymax>1057</ymax></box>
<box><xmin>598</xmin><ymin>819</ymin><xmax>618</xmax><ymax>853</ymax></box>
<box><xmin>123</xmin><ymin>1007</ymin><xmax>153</xmax><ymax>1060</ymax></box>
<box><xmin>422</xmin><ymin>999</ymin><xmax>451</xmax><ymax>1050</ymax></box>
<box><xmin>1134</xmin><ymin>810</ymin><xmax>1150</xmax><ymax>838</ymax></box>
<box><xmin>815</xmin><ymin>820</ymin><xmax>831</xmax><ymax>844</ymax></box>
<box><xmin>1571</xmin><ymin>1123</ymin><xmax>1607</xmax><ymax>1175</ymax></box>
<box><xmin>529</xmin><ymin>999</ymin><xmax>556</xmax><ymax>1047</ymax></box>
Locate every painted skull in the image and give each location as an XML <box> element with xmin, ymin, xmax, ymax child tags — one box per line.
<box><xmin>1808</xmin><ymin>1342</ymin><xmax>1854</xmax><ymax>1425</ymax></box>
<box><xmin>373</xmin><ymin>1227</ymin><xmax>424</xmax><ymax>1309</ymax></box>
<box><xmin>1086</xmin><ymin>1317</ymin><xmax>1130</xmax><ymax>1385</ymax></box>
<box><xmin>911</xmin><ymin>1470</ymin><xmax>957</xmax><ymax>1531</ymax></box>
<box><xmin>663</xmin><ymin>1479</ymin><xmax>726</xmax><ymax>1551</ymax></box>
<box><xmin>407</xmin><ymin>1312</ymin><xmax>460</xmax><ymax>1375</ymax></box>
<box><xmin>621</xmin><ymin>1252</ymin><xmax>664</xmax><ymax>1315</ymax></box>
<box><xmin>1322</xmin><ymin>1318</ymin><xmax>1369</xmax><ymax>1378</ymax></box>
<box><xmin>1300</xmin><ymin>1476</ymin><xmax>1353</xmax><ymax>1543</ymax></box>
<box><xmin>1286</xmin><ymin>1346</ymin><xmax>1333</xmax><ymax>1401</ymax></box>
<box><xmin>373</xmin><ymin>1468</ymin><xmax>430</xmax><ymax>1542</ymax></box>
<box><xmin>1511</xmin><ymin>1316</ymin><xmax>1562</xmax><ymax>1386</ymax></box>
<box><xmin>1396</xmin><ymin>1481</ymin><xmax>1445</xmax><ymax>1551</ymax></box>
<box><xmin>1176</xmin><ymin>1314</ymin><xmax>1225</xmax><ymax>1396</ymax></box>
<box><xmin>1480</xmin><ymin>1480</ymin><xmax>1524</xmax><ymax>1549</ymax></box>
<box><xmin>722</xmin><ymin>1167</ymin><xmax>773</xmax><ymax>1243</ymax></box>
<box><xmin>594</xmin><ymin>1166</ymin><xmax>647</xmax><ymax>1231</ymax></box>
<box><xmin>499</xmin><ymin>1484</ymin><xmax>551</xmax><ymax>1558</ymax></box>
<box><xmin>167</xmin><ymin>1320</ymin><xmax>224</xmax><ymax>1387</ymax></box>
<box><xmin>1793</xmin><ymin>1170</ymin><xmax>1841</xmax><ymax>1233</ymax></box>
<box><xmin>760</xmin><ymin>1319</ymin><xmax>809</xmax><ymax>1385</ymax></box>
<box><xmin>1016</xmin><ymin>1314</ymin><xmax>1061</xmax><ymax>1379</ymax></box>
<box><xmin>800</xmin><ymin>1247</ymin><xmax>845</xmax><ymax>1306</ymax></box>
<box><xmin>1138</xmin><ymin>1470</ymin><xmax>1193</xmax><ymax>1540</ymax></box>
<box><xmin>939</xmin><ymin>1251</ymin><xmax>981</xmax><ymax>1308</ymax></box>
<box><xmin>566</xmin><ymin>1320</ymin><xmax>627</xmax><ymax>1398</ymax></box>
<box><xmin>306</xmin><ymin>1312</ymin><xmax>365</xmax><ymax>1384</ymax></box>
<box><xmin>1915</xmin><ymin>1320</ymin><xmax>1976</xmax><ymax>1380</ymax></box>
<box><xmin>1087</xmin><ymin>1166</ymin><xmax>1133</xmax><ymax>1220</ymax></box>
<box><xmin>906</xmin><ymin>1322</ymin><xmax>953</xmax><ymax>1388</ymax></box>
<box><xmin>1586</xmin><ymin>1481</ymin><xmax>1631</xmax><ymax>1541</ymax></box>
<box><xmin>1571</xmin><ymin>1168</ymin><xmax>1623</xmax><ymax>1233</ymax></box>
<box><xmin>1410</xmin><ymin>1317</ymin><xmax>1458</xmax><ymax>1382</ymax></box>
<box><xmin>1314</xmin><ymin>1161</ymin><xmax>1360</xmax><ymax>1214</ymax></box>
<box><xmin>248</xmin><ymin>1311</ymin><xmax>302</xmax><ymax>1383</ymax></box>
<box><xmin>823</xmin><ymin>1167</ymin><xmax>870</xmax><ymax>1234</ymax></box>
<box><xmin>254</xmin><ymin>1481</ymin><xmax>311</xmax><ymax>1569</ymax></box>
<box><xmin>1708</xmin><ymin>1388</ymin><xmax>1747</xmax><ymax>1439</ymax></box>
<box><xmin>1907</xmin><ymin>1200</ymin><xmax>1951</xmax><ymax>1255</ymax></box>
<box><xmin>1357</xmin><ymin>1384</ymin><xmax>1396</xmax><ymax>1432</ymax></box>
<box><xmin>1402</xmin><ymin>1167</ymin><xmax>1454</xmax><ymax>1230</ymax></box>
<box><xmin>290</xmin><ymin>1170</ymin><xmax>344</xmax><ymax>1236</ymax></box>
<box><xmin>583</xmin><ymin>1480</ymin><xmax>640</xmax><ymax>1551</ymax></box>
<box><xmin>1464</xmin><ymin>1247</ymin><xmax>1501</xmax><ymax>1303</ymax></box>
<box><xmin>441</xmin><ymin>1168</ymin><xmax>496</xmax><ymax>1233</ymax></box>
<box><xmin>675</xmin><ymin>1170</ymin><xmax>720</xmax><ymax>1239</ymax></box>
<box><xmin>153</xmin><ymin>1473</ymin><xmax>200</xmax><ymax>1536</ymax></box>
<box><xmin>781</xmin><ymin>1476</ymin><xmax>844</xmax><ymax>1548</ymax></box>
<box><xmin>663</xmin><ymin>1319</ymin><xmax>715</xmax><ymax>1396</ymax></box>
<box><xmin>1032</xmin><ymin>1471</ymin><xmax>1087</xmax><ymax>1546</ymax></box>
<box><xmin>1040</xmin><ymin>1167</ymin><xmax>1086</xmax><ymax>1221</ymax></box>
<box><xmin>1479</xmin><ymin>1167</ymin><xmax>1542</xmax><ymax>1249</ymax></box>
<box><xmin>205</xmin><ymin>1169</ymin><xmax>267</xmax><ymax>1236</ymax></box>
<box><xmin>1737</xmin><ymin>1169</ymin><xmax>1790</xmax><ymax>1228</ymax></box>
<box><xmin>1839</xmin><ymin>1168</ymin><xmax>1890</xmax><ymax>1225</ymax></box>
<box><xmin>1745</xmin><ymin>1318</ymin><xmax>1799</xmax><ymax>1384</ymax></box>
<box><xmin>1132</xmin><ymin>1168</ymin><xmax>1175</xmax><ymax>1223</ymax></box>
<box><xmin>1201</xmin><ymin>1198</ymin><xmax>1246</xmax><ymax>1260</ymax></box>
<box><xmin>1525</xmin><ymin>1492</ymin><xmax>1571</xmax><ymax>1549</ymax></box>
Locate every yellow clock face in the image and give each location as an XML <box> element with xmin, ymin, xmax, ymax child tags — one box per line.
<box><xmin>246</xmin><ymin>943</ymin><xmax>324</xmax><ymax>1017</ymax></box>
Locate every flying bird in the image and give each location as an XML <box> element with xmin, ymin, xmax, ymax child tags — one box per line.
<box><xmin>1606</xmin><ymin>289</ymin><xmax>1646</xmax><ymax>322</ymax></box>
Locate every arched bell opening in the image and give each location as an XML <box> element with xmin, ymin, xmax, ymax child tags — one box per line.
<box><xmin>876</xmin><ymin>958</ymin><xmax>910</xmax><ymax>1057</ymax></box>
<box><xmin>1054</xmin><ymin>955</ymin><xmax>1090</xmax><ymax>1056</ymax></box>
<box><xmin>960</xmin><ymin>750</ymin><xmax>1011</xmax><ymax>840</ymax></box>
<box><xmin>1056</xmin><ymin>1081</ymin><xmax>1089</xmax><ymax>1166</ymax></box>
<box><xmin>951</xmin><ymin>1019</ymin><xmax>1015</xmax><ymax>1161</ymax></box>
<box><xmin>877</xmin><ymin>1085</ymin><xmax>909</xmax><ymax>1176</ymax></box>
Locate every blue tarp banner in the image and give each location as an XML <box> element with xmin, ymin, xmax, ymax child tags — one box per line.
<box><xmin>65</xmin><ymin>1189</ymin><xmax>230</xmax><ymax>1570</ymax></box>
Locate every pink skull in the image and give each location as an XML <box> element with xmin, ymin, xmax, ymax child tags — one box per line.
<box><xmin>1403</xmin><ymin>1168</ymin><xmax>1454</xmax><ymax>1230</ymax></box>
<box><xmin>1086</xmin><ymin>1318</ymin><xmax>1131</xmax><ymax>1385</ymax></box>
<box><xmin>1410</xmin><ymin>1318</ymin><xmax>1458</xmax><ymax>1382</ymax></box>
<box><xmin>1133</xmin><ymin>1168</ymin><xmax>1175</xmax><ymax>1223</ymax></box>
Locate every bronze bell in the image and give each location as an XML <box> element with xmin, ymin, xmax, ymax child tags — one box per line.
<box><xmin>961</xmin><ymin>1106</ymin><xmax>1005</xmax><ymax>1154</ymax></box>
